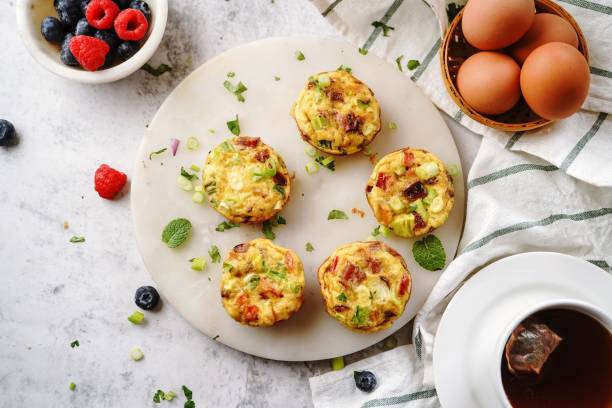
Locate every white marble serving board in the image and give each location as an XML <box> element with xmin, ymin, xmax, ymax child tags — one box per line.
<box><xmin>131</xmin><ymin>37</ymin><xmax>465</xmax><ymax>361</ymax></box>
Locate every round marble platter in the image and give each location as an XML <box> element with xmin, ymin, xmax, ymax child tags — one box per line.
<box><xmin>131</xmin><ymin>37</ymin><xmax>465</xmax><ymax>361</ymax></box>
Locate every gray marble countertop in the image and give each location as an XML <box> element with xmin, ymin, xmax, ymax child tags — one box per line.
<box><xmin>0</xmin><ymin>0</ymin><xmax>480</xmax><ymax>406</ymax></box>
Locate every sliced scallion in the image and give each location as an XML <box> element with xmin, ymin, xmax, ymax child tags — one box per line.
<box><xmin>186</xmin><ymin>137</ymin><xmax>200</xmax><ymax>151</ymax></box>
<box><xmin>305</xmin><ymin>161</ymin><xmax>319</xmax><ymax>174</ymax></box>
<box><xmin>190</xmin><ymin>257</ymin><xmax>206</xmax><ymax>271</ymax></box>
<box><xmin>127</xmin><ymin>311</ymin><xmax>145</xmax><ymax>325</ymax></box>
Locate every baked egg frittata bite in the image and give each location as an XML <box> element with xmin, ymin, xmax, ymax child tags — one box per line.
<box><xmin>317</xmin><ymin>241</ymin><xmax>411</xmax><ymax>332</ymax></box>
<box><xmin>203</xmin><ymin>136</ymin><xmax>291</xmax><ymax>224</ymax></box>
<box><xmin>221</xmin><ymin>238</ymin><xmax>305</xmax><ymax>327</ymax></box>
<box><xmin>291</xmin><ymin>69</ymin><xmax>381</xmax><ymax>155</ymax></box>
<box><xmin>365</xmin><ymin>148</ymin><xmax>454</xmax><ymax>238</ymax></box>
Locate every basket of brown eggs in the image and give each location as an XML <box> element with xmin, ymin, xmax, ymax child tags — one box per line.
<box><xmin>441</xmin><ymin>0</ymin><xmax>590</xmax><ymax>132</ymax></box>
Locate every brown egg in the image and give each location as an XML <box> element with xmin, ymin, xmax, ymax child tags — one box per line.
<box><xmin>462</xmin><ymin>0</ymin><xmax>535</xmax><ymax>50</ymax></box>
<box><xmin>521</xmin><ymin>42</ymin><xmax>590</xmax><ymax>120</ymax></box>
<box><xmin>457</xmin><ymin>52</ymin><xmax>521</xmax><ymax>115</ymax></box>
<box><xmin>510</xmin><ymin>13</ymin><xmax>578</xmax><ymax>64</ymax></box>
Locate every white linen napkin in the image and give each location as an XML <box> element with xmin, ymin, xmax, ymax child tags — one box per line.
<box><xmin>307</xmin><ymin>1</ymin><xmax>612</xmax><ymax>406</ymax></box>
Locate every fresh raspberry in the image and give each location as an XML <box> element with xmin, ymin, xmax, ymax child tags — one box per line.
<box><xmin>114</xmin><ymin>9</ymin><xmax>148</xmax><ymax>41</ymax></box>
<box><xmin>69</xmin><ymin>35</ymin><xmax>110</xmax><ymax>71</ymax></box>
<box><xmin>86</xmin><ymin>0</ymin><xmax>119</xmax><ymax>30</ymax></box>
<box><xmin>94</xmin><ymin>164</ymin><xmax>127</xmax><ymax>200</ymax></box>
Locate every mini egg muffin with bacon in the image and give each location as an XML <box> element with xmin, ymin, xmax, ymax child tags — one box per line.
<box><xmin>221</xmin><ymin>238</ymin><xmax>305</xmax><ymax>327</ymax></box>
<box><xmin>202</xmin><ymin>137</ymin><xmax>291</xmax><ymax>224</ymax></box>
<box><xmin>291</xmin><ymin>69</ymin><xmax>381</xmax><ymax>155</ymax></box>
<box><xmin>365</xmin><ymin>148</ymin><xmax>454</xmax><ymax>238</ymax></box>
<box><xmin>317</xmin><ymin>241</ymin><xmax>411</xmax><ymax>332</ymax></box>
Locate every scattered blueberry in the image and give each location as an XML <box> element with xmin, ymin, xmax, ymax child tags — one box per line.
<box><xmin>135</xmin><ymin>286</ymin><xmax>160</xmax><ymax>310</ymax></box>
<box><xmin>80</xmin><ymin>0</ymin><xmax>90</xmax><ymax>15</ymax></box>
<box><xmin>128</xmin><ymin>0</ymin><xmax>151</xmax><ymax>20</ymax></box>
<box><xmin>55</xmin><ymin>0</ymin><xmax>82</xmax><ymax>28</ymax></box>
<box><xmin>0</xmin><ymin>120</ymin><xmax>16</xmax><ymax>147</ymax></box>
<box><xmin>75</xmin><ymin>18</ymin><xmax>95</xmax><ymax>36</ymax></box>
<box><xmin>114</xmin><ymin>0</ymin><xmax>131</xmax><ymax>9</ymax></box>
<box><xmin>94</xmin><ymin>29</ymin><xmax>120</xmax><ymax>50</ymax></box>
<box><xmin>354</xmin><ymin>371</ymin><xmax>377</xmax><ymax>392</ymax></box>
<box><xmin>40</xmin><ymin>17</ymin><xmax>64</xmax><ymax>44</ymax></box>
<box><xmin>116</xmin><ymin>41</ymin><xmax>140</xmax><ymax>60</ymax></box>
<box><xmin>60</xmin><ymin>33</ymin><xmax>78</xmax><ymax>66</ymax></box>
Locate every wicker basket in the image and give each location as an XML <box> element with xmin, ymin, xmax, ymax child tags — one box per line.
<box><xmin>440</xmin><ymin>0</ymin><xmax>589</xmax><ymax>132</ymax></box>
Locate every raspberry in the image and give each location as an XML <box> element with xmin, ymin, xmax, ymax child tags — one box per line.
<box><xmin>69</xmin><ymin>35</ymin><xmax>110</xmax><ymax>71</ymax></box>
<box><xmin>114</xmin><ymin>9</ymin><xmax>148</xmax><ymax>41</ymax></box>
<box><xmin>86</xmin><ymin>0</ymin><xmax>119</xmax><ymax>30</ymax></box>
<box><xmin>94</xmin><ymin>164</ymin><xmax>127</xmax><ymax>199</ymax></box>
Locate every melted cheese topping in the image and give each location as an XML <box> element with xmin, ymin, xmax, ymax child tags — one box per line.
<box><xmin>291</xmin><ymin>70</ymin><xmax>381</xmax><ymax>155</ymax></box>
<box><xmin>317</xmin><ymin>241</ymin><xmax>411</xmax><ymax>332</ymax></box>
<box><xmin>365</xmin><ymin>148</ymin><xmax>454</xmax><ymax>237</ymax></box>
<box><xmin>221</xmin><ymin>238</ymin><xmax>305</xmax><ymax>327</ymax></box>
<box><xmin>203</xmin><ymin>137</ymin><xmax>291</xmax><ymax>223</ymax></box>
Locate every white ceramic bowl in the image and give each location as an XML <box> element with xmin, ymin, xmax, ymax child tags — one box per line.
<box><xmin>16</xmin><ymin>0</ymin><xmax>167</xmax><ymax>83</ymax></box>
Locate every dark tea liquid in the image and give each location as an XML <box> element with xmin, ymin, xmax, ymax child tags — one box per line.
<box><xmin>501</xmin><ymin>308</ymin><xmax>612</xmax><ymax>408</ymax></box>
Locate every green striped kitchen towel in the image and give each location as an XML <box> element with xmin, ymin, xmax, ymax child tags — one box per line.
<box><xmin>309</xmin><ymin>137</ymin><xmax>612</xmax><ymax>408</ymax></box>
<box><xmin>310</xmin><ymin>0</ymin><xmax>612</xmax><ymax>187</ymax></box>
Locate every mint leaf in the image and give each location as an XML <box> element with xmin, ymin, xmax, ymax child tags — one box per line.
<box><xmin>227</xmin><ymin>115</ymin><xmax>240</xmax><ymax>136</ymax></box>
<box><xmin>216</xmin><ymin>220</ymin><xmax>239</xmax><ymax>232</ymax></box>
<box><xmin>328</xmin><ymin>209</ymin><xmax>348</xmax><ymax>220</ymax></box>
<box><xmin>412</xmin><ymin>234</ymin><xmax>446</xmax><ymax>271</ymax></box>
<box><xmin>70</xmin><ymin>340</ymin><xmax>79</xmax><ymax>348</ymax></box>
<box><xmin>208</xmin><ymin>245</ymin><xmax>221</xmax><ymax>263</ymax></box>
<box><xmin>305</xmin><ymin>242</ymin><xmax>314</xmax><ymax>252</ymax></box>
<box><xmin>161</xmin><ymin>218</ymin><xmax>192</xmax><ymax>248</ymax></box>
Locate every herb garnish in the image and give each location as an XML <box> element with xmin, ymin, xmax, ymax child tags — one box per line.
<box><xmin>190</xmin><ymin>257</ymin><xmax>206</xmax><ymax>271</ymax></box>
<box><xmin>337</xmin><ymin>292</ymin><xmax>347</xmax><ymax>302</ymax></box>
<box><xmin>315</xmin><ymin>155</ymin><xmax>335</xmax><ymax>171</ymax></box>
<box><xmin>69</xmin><ymin>382</ymin><xmax>76</xmax><ymax>391</ymax></box>
<box><xmin>127</xmin><ymin>311</ymin><xmax>145</xmax><ymax>325</ymax></box>
<box><xmin>273</xmin><ymin>185</ymin><xmax>285</xmax><ymax>199</ymax></box>
<box><xmin>182</xmin><ymin>385</ymin><xmax>195</xmax><ymax>408</ymax></box>
<box><xmin>149</xmin><ymin>148</ymin><xmax>167</xmax><ymax>160</ymax></box>
<box><xmin>208</xmin><ymin>245</ymin><xmax>221</xmax><ymax>263</ymax></box>
<box><xmin>153</xmin><ymin>389</ymin><xmax>177</xmax><ymax>403</ymax></box>
<box><xmin>227</xmin><ymin>72</ymin><xmax>235</xmax><ymax>78</ymax></box>
<box><xmin>180</xmin><ymin>167</ymin><xmax>198</xmax><ymax>181</ymax></box>
<box><xmin>69</xmin><ymin>236</ymin><xmax>85</xmax><ymax>243</ymax></box>
<box><xmin>216</xmin><ymin>220</ymin><xmax>239</xmax><ymax>232</ymax></box>
<box><xmin>295</xmin><ymin>51</ymin><xmax>305</xmax><ymax>61</ymax></box>
<box><xmin>141</xmin><ymin>63</ymin><xmax>172</xmax><ymax>76</ymax></box>
<box><xmin>227</xmin><ymin>115</ymin><xmax>240</xmax><ymax>136</ymax></box>
<box><xmin>412</xmin><ymin>234</ymin><xmax>446</xmax><ymax>271</ymax></box>
<box><xmin>328</xmin><ymin>209</ymin><xmax>348</xmax><ymax>220</ymax></box>
<box><xmin>351</xmin><ymin>305</ymin><xmax>370</xmax><ymax>326</ymax></box>
<box><xmin>371</xmin><ymin>21</ymin><xmax>395</xmax><ymax>37</ymax></box>
<box><xmin>407</xmin><ymin>59</ymin><xmax>420</xmax><ymax>71</ymax></box>
<box><xmin>223</xmin><ymin>79</ymin><xmax>248</xmax><ymax>102</ymax></box>
<box><xmin>70</xmin><ymin>340</ymin><xmax>79</xmax><ymax>348</ymax></box>
<box><xmin>262</xmin><ymin>215</ymin><xmax>286</xmax><ymax>240</ymax></box>
<box><xmin>161</xmin><ymin>218</ymin><xmax>192</xmax><ymax>248</ymax></box>
<box><xmin>358</xmin><ymin>48</ymin><xmax>368</xmax><ymax>55</ymax></box>
<box><xmin>318</xmin><ymin>140</ymin><xmax>332</xmax><ymax>149</ymax></box>
<box><xmin>305</xmin><ymin>242</ymin><xmax>314</xmax><ymax>252</ymax></box>
<box><xmin>274</xmin><ymin>76</ymin><xmax>280</xmax><ymax>81</ymax></box>
<box><xmin>395</xmin><ymin>55</ymin><xmax>404</xmax><ymax>72</ymax></box>
<box><xmin>371</xmin><ymin>226</ymin><xmax>381</xmax><ymax>236</ymax></box>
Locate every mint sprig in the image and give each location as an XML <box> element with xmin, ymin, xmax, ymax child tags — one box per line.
<box><xmin>412</xmin><ymin>234</ymin><xmax>446</xmax><ymax>271</ymax></box>
<box><xmin>161</xmin><ymin>218</ymin><xmax>192</xmax><ymax>248</ymax></box>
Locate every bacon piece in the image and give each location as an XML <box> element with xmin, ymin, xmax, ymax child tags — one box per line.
<box><xmin>366</xmin><ymin>185</ymin><xmax>373</xmax><ymax>193</ymax></box>
<box><xmin>341</xmin><ymin>112</ymin><xmax>362</xmax><ymax>133</ymax></box>
<box><xmin>330</xmin><ymin>91</ymin><xmax>344</xmax><ymax>102</ymax></box>
<box><xmin>233</xmin><ymin>243</ymin><xmax>249</xmax><ymax>253</ymax></box>
<box><xmin>399</xmin><ymin>273</ymin><xmax>410</xmax><ymax>296</ymax></box>
<box><xmin>424</xmin><ymin>177</ymin><xmax>437</xmax><ymax>185</ymax></box>
<box><xmin>273</xmin><ymin>172</ymin><xmax>287</xmax><ymax>186</ymax></box>
<box><xmin>376</xmin><ymin>172</ymin><xmax>391</xmax><ymax>190</ymax></box>
<box><xmin>403</xmin><ymin>150</ymin><xmax>414</xmax><ymax>166</ymax></box>
<box><xmin>254</xmin><ymin>149</ymin><xmax>270</xmax><ymax>163</ymax></box>
<box><xmin>235</xmin><ymin>136</ymin><xmax>260</xmax><ymax>148</ymax></box>
<box><xmin>334</xmin><ymin>305</ymin><xmax>349</xmax><ymax>312</ymax></box>
<box><xmin>413</xmin><ymin>212</ymin><xmax>426</xmax><ymax>229</ymax></box>
<box><xmin>342</xmin><ymin>263</ymin><xmax>366</xmax><ymax>284</ymax></box>
<box><xmin>369</xmin><ymin>258</ymin><xmax>382</xmax><ymax>274</ymax></box>
<box><xmin>380</xmin><ymin>276</ymin><xmax>390</xmax><ymax>288</ymax></box>
<box><xmin>284</xmin><ymin>252</ymin><xmax>294</xmax><ymax>270</ymax></box>
<box><xmin>236</xmin><ymin>292</ymin><xmax>248</xmax><ymax>306</ymax></box>
<box><xmin>329</xmin><ymin>256</ymin><xmax>339</xmax><ymax>273</ymax></box>
<box><xmin>243</xmin><ymin>305</ymin><xmax>259</xmax><ymax>322</ymax></box>
<box><xmin>404</xmin><ymin>181</ymin><xmax>426</xmax><ymax>200</ymax></box>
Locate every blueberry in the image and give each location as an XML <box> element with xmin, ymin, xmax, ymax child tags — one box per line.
<box><xmin>95</xmin><ymin>30</ymin><xmax>120</xmax><ymax>50</ymax></box>
<box><xmin>114</xmin><ymin>0</ymin><xmax>131</xmax><ymax>9</ymax></box>
<box><xmin>60</xmin><ymin>33</ymin><xmax>78</xmax><ymax>66</ymax></box>
<box><xmin>40</xmin><ymin>16</ymin><xmax>64</xmax><ymax>44</ymax></box>
<box><xmin>0</xmin><ymin>120</ymin><xmax>17</xmax><ymax>147</ymax></box>
<box><xmin>128</xmin><ymin>0</ymin><xmax>151</xmax><ymax>20</ymax></box>
<box><xmin>80</xmin><ymin>0</ymin><xmax>90</xmax><ymax>15</ymax></box>
<box><xmin>116</xmin><ymin>41</ymin><xmax>140</xmax><ymax>60</ymax></box>
<box><xmin>135</xmin><ymin>286</ymin><xmax>160</xmax><ymax>310</ymax></box>
<box><xmin>75</xmin><ymin>18</ymin><xmax>95</xmax><ymax>35</ymax></box>
<box><xmin>55</xmin><ymin>0</ymin><xmax>82</xmax><ymax>28</ymax></box>
<box><xmin>354</xmin><ymin>371</ymin><xmax>377</xmax><ymax>392</ymax></box>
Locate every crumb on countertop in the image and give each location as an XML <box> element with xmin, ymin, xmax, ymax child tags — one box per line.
<box><xmin>352</xmin><ymin>208</ymin><xmax>365</xmax><ymax>218</ymax></box>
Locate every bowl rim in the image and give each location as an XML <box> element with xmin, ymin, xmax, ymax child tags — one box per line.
<box><xmin>440</xmin><ymin>0</ymin><xmax>590</xmax><ymax>132</ymax></box>
<box><xmin>15</xmin><ymin>0</ymin><xmax>168</xmax><ymax>84</ymax></box>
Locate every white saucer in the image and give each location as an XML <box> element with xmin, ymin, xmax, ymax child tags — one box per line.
<box><xmin>131</xmin><ymin>37</ymin><xmax>465</xmax><ymax>361</ymax></box>
<box><xmin>434</xmin><ymin>252</ymin><xmax>612</xmax><ymax>408</ymax></box>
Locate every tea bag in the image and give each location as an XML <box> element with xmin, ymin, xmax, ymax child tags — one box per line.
<box><xmin>505</xmin><ymin>319</ymin><xmax>562</xmax><ymax>376</ymax></box>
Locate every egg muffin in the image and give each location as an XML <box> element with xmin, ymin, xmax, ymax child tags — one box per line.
<box><xmin>317</xmin><ymin>241</ymin><xmax>411</xmax><ymax>332</ymax></box>
<box><xmin>221</xmin><ymin>238</ymin><xmax>305</xmax><ymax>327</ymax></box>
<box><xmin>203</xmin><ymin>137</ymin><xmax>291</xmax><ymax>224</ymax></box>
<box><xmin>291</xmin><ymin>70</ymin><xmax>381</xmax><ymax>155</ymax></box>
<box><xmin>365</xmin><ymin>148</ymin><xmax>454</xmax><ymax>238</ymax></box>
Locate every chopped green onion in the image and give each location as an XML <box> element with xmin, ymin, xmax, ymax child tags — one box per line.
<box><xmin>129</xmin><ymin>346</ymin><xmax>144</xmax><ymax>361</ymax></box>
<box><xmin>295</xmin><ymin>51</ymin><xmax>305</xmax><ymax>61</ymax></box>
<box><xmin>194</xmin><ymin>185</ymin><xmax>204</xmax><ymax>193</ymax></box>
<box><xmin>252</xmin><ymin>159</ymin><xmax>277</xmax><ymax>181</ymax></box>
<box><xmin>310</xmin><ymin>115</ymin><xmax>327</xmax><ymax>131</ymax></box>
<box><xmin>395</xmin><ymin>55</ymin><xmax>404</xmax><ymax>72</ymax></box>
<box><xmin>274</xmin><ymin>75</ymin><xmax>280</xmax><ymax>81</ymax></box>
<box><xmin>363</xmin><ymin>146</ymin><xmax>375</xmax><ymax>157</ymax></box>
<box><xmin>208</xmin><ymin>128</ymin><xmax>215</xmax><ymax>134</ymax></box>
<box><xmin>70</xmin><ymin>340</ymin><xmax>79</xmax><ymax>348</ymax></box>
<box><xmin>177</xmin><ymin>175</ymin><xmax>193</xmax><ymax>191</ymax></box>
<box><xmin>127</xmin><ymin>311</ymin><xmax>145</xmax><ymax>325</ymax></box>
<box><xmin>372</xmin><ymin>226</ymin><xmax>381</xmax><ymax>236</ymax></box>
<box><xmin>192</xmin><ymin>192</ymin><xmax>205</xmax><ymax>204</ymax></box>
<box><xmin>330</xmin><ymin>356</ymin><xmax>345</xmax><ymax>370</ymax></box>
<box><xmin>190</xmin><ymin>257</ymin><xmax>207</xmax><ymax>271</ymax></box>
<box><xmin>273</xmin><ymin>184</ymin><xmax>285</xmax><ymax>198</ymax></box>
<box><xmin>388</xmin><ymin>121</ymin><xmax>398</xmax><ymax>130</ymax></box>
<box><xmin>190</xmin><ymin>164</ymin><xmax>201</xmax><ymax>172</ymax></box>
<box><xmin>305</xmin><ymin>242</ymin><xmax>314</xmax><ymax>252</ymax></box>
<box><xmin>304</xmin><ymin>146</ymin><xmax>317</xmax><ymax>157</ymax></box>
<box><xmin>216</xmin><ymin>220</ymin><xmax>240</xmax><ymax>232</ymax></box>
<box><xmin>180</xmin><ymin>167</ymin><xmax>198</xmax><ymax>181</ymax></box>
<box><xmin>407</xmin><ymin>59</ymin><xmax>420</xmax><ymax>71</ymax></box>
<box><xmin>447</xmin><ymin>164</ymin><xmax>460</xmax><ymax>179</ymax></box>
<box><xmin>371</xmin><ymin>20</ymin><xmax>395</xmax><ymax>36</ymax></box>
<box><xmin>223</xmin><ymin>80</ymin><xmax>248</xmax><ymax>102</ymax></box>
<box><xmin>69</xmin><ymin>382</ymin><xmax>76</xmax><ymax>391</ymax></box>
<box><xmin>209</xmin><ymin>245</ymin><xmax>221</xmax><ymax>263</ymax></box>
<box><xmin>186</xmin><ymin>137</ymin><xmax>200</xmax><ymax>151</ymax></box>
<box><xmin>328</xmin><ymin>209</ymin><xmax>348</xmax><ymax>220</ymax></box>
<box><xmin>149</xmin><ymin>148</ymin><xmax>167</xmax><ymax>160</ymax></box>
<box><xmin>163</xmin><ymin>391</ymin><xmax>177</xmax><ymax>401</ymax></box>
<box><xmin>380</xmin><ymin>225</ymin><xmax>392</xmax><ymax>237</ymax></box>
<box><xmin>356</xmin><ymin>100</ymin><xmax>370</xmax><ymax>110</ymax></box>
<box><xmin>305</xmin><ymin>161</ymin><xmax>319</xmax><ymax>174</ymax></box>
<box><xmin>358</xmin><ymin>48</ymin><xmax>368</xmax><ymax>55</ymax></box>
<box><xmin>337</xmin><ymin>65</ymin><xmax>352</xmax><ymax>73</ymax></box>
<box><xmin>69</xmin><ymin>236</ymin><xmax>85</xmax><ymax>243</ymax></box>
<box><xmin>227</xmin><ymin>115</ymin><xmax>240</xmax><ymax>136</ymax></box>
<box><xmin>227</xmin><ymin>71</ymin><xmax>235</xmax><ymax>78</ymax></box>
<box><xmin>141</xmin><ymin>63</ymin><xmax>172</xmax><ymax>76</ymax></box>
<box><xmin>317</xmin><ymin>75</ymin><xmax>331</xmax><ymax>88</ymax></box>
